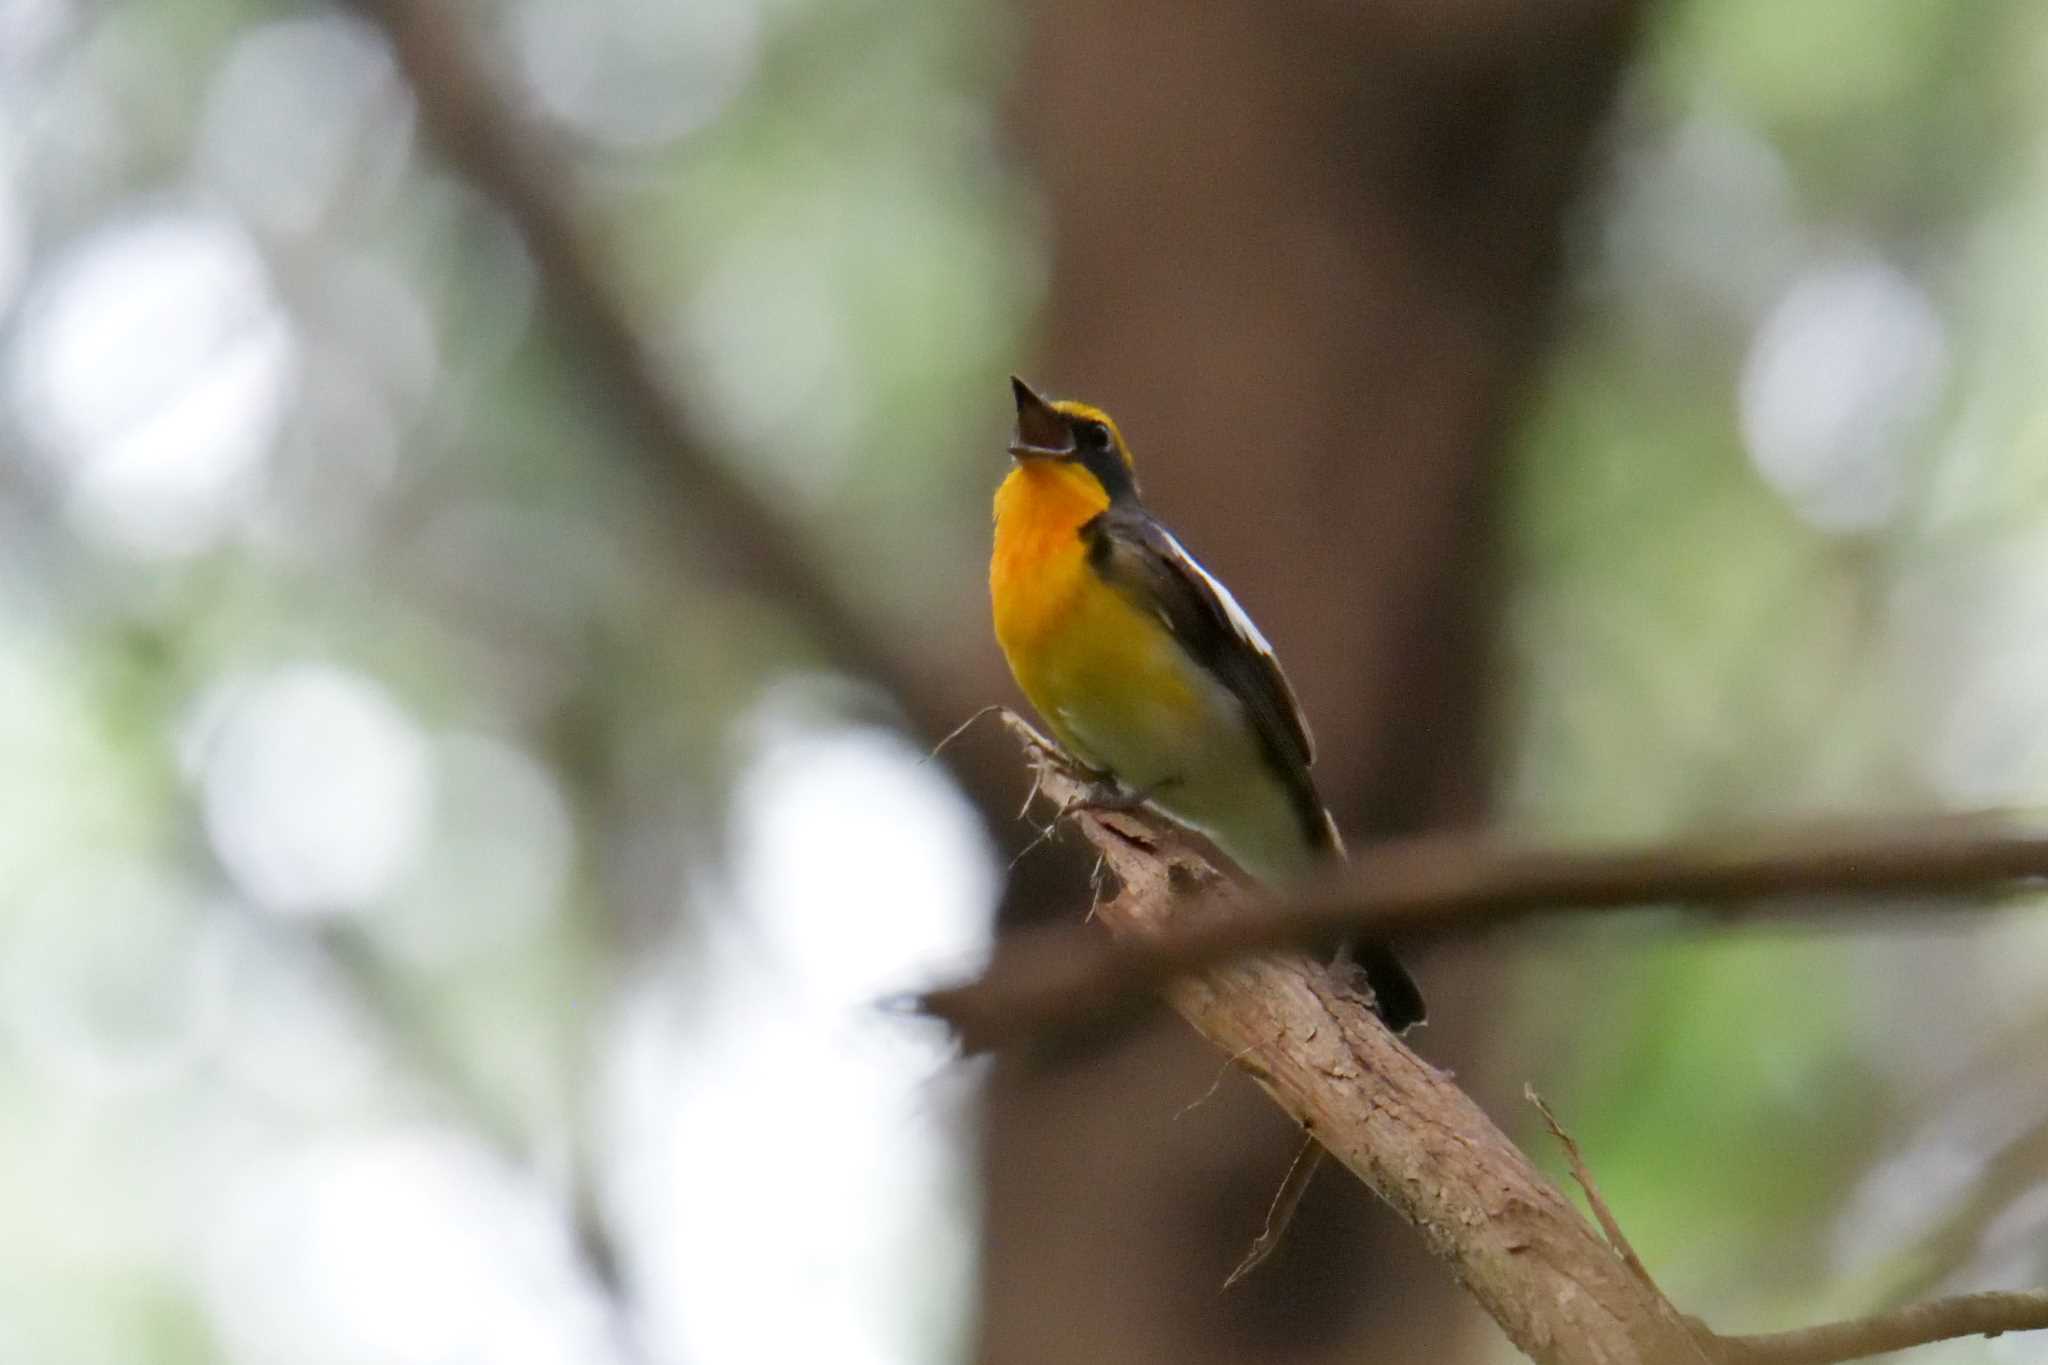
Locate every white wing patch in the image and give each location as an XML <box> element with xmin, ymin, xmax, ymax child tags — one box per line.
<box><xmin>1157</xmin><ymin>527</ymin><xmax>1278</xmax><ymax>660</ymax></box>
<box><xmin>1150</xmin><ymin>523</ymin><xmax>1315</xmax><ymax>766</ymax></box>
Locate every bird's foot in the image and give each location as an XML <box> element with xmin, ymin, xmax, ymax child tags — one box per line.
<box><xmin>1068</xmin><ymin>775</ymin><xmax>1178</xmax><ymax>816</ymax></box>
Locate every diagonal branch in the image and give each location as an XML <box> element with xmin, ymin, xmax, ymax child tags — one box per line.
<box><xmin>347</xmin><ymin>0</ymin><xmax>971</xmax><ymax>747</ymax></box>
<box><xmin>971</xmin><ymin>726</ymin><xmax>1713</xmax><ymax>1364</ymax></box>
<box><xmin>922</xmin><ymin>721</ymin><xmax>2048</xmax><ymax>1049</ymax></box>
<box><xmin>937</xmin><ymin>721</ymin><xmax>2048</xmax><ymax>1365</ymax></box>
<box><xmin>966</xmin><ymin>724</ymin><xmax>2048</xmax><ymax>1364</ymax></box>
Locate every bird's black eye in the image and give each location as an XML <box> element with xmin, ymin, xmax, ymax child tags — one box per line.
<box><xmin>1076</xmin><ymin>421</ymin><xmax>1111</xmax><ymax>452</ymax></box>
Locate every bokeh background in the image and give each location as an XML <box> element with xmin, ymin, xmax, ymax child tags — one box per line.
<box><xmin>3</xmin><ymin>0</ymin><xmax>2048</xmax><ymax>1362</ymax></box>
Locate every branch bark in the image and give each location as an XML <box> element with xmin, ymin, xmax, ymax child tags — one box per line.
<box><xmin>988</xmin><ymin>728</ymin><xmax>1712</xmax><ymax>1365</ymax></box>
<box><xmin>924</xmin><ymin>725</ymin><xmax>2048</xmax><ymax>1050</ymax></box>
<box><xmin>965</xmin><ymin>724</ymin><xmax>2048</xmax><ymax>1365</ymax></box>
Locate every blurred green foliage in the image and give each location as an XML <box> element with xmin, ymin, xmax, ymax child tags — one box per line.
<box><xmin>1506</xmin><ymin>3</ymin><xmax>2048</xmax><ymax>1350</ymax></box>
<box><xmin>3</xmin><ymin>0</ymin><xmax>2048</xmax><ymax>1361</ymax></box>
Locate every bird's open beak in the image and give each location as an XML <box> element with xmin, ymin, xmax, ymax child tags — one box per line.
<box><xmin>1008</xmin><ymin>375</ymin><xmax>1073</xmax><ymax>459</ymax></box>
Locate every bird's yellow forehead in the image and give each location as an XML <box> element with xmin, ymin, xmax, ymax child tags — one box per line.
<box><xmin>1048</xmin><ymin>400</ymin><xmax>1136</xmax><ymax>470</ymax></box>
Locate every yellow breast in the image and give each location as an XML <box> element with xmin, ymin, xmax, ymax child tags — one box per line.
<box><xmin>991</xmin><ymin>461</ymin><xmax>1202</xmax><ymax>772</ymax></box>
<box><xmin>990</xmin><ymin>461</ymin><xmax>1103</xmax><ymax>725</ymax></box>
<box><xmin>989</xmin><ymin>458</ymin><xmax>1325</xmax><ymax>884</ymax></box>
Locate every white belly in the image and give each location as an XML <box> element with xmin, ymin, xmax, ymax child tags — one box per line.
<box><xmin>1059</xmin><ymin>669</ymin><xmax>1321</xmax><ymax>888</ymax></box>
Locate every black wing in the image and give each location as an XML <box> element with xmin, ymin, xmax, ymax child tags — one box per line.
<box><xmin>1084</xmin><ymin>506</ymin><xmax>1427</xmax><ymax>1032</ymax></box>
<box><xmin>1082</xmin><ymin>505</ymin><xmax>1325</xmax><ymax>849</ymax></box>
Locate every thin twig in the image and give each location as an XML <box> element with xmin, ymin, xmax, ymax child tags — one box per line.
<box><xmin>1527</xmin><ymin>1088</ymin><xmax>1668</xmax><ymax>1302</ymax></box>
<box><xmin>925</xmin><ymin>705</ymin><xmax>1007</xmax><ymax>764</ymax></box>
<box><xmin>1173</xmin><ymin>1041</ymin><xmax>1262</xmax><ymax>1122</ymax></box>
<box><xmin>1005</xmin><ymin>811</ymin><xmax>1067</xmax><ymax>873</ymax></box>
<box><xmin>1083</xmin><ymin>854</ymin><xmax>1110</xmax><ymax>924</ymax></box>
<box><xmin>1710</xmin><ymin>1291</ymin><xmax>2048</xmax><ymax>1365</ymax></box>
<box><xmin>1523</xmin><ymin>1089</ymin><xmax>2048</xmax><ymax>1365</ymax></box>
<box><xmin>1222</xmin><ymin>1136</ymin><xmax>1324</xmax><ymax>1290</ymax></box>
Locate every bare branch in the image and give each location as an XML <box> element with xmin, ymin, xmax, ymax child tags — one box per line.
<box><xmin>920</xmin><ymin>716</ymin><xmax>2048</xmax><ymax>1050</ymax></box>
<box><xmin>973</xmin><ymin>728</ymin><xmax>1715</xmax><ymax>1364</ymax></box>
<box><xmin>346</xmin><ymin>0</ymin><xmax>972</xmax><ymax>746</ymax></box>
<box><xmin>933</xmin><ymin>721</ymin><xmax>2048</xmax><ymax>1364</ymax></box>
<box><xmin>1710</xmin><ymin>1292</ymin><xmax>2048</xmax><ymax>1365</ymax></box>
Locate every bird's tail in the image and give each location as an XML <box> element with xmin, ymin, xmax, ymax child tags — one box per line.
<box><xmin>1318</xmin><ymin>810</ymin><xmax>1426</xmax><ymax>1033</ymax></box>
<box><xmin>1341</xmin><ymin>939</ymin><xmax>1426</xmax><ymax>1033</ymax></box>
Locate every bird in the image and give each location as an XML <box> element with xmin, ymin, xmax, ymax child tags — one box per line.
<box><xmin>989</xmin><ymin>376</ymin><xmax>1423</xmax><ymax>1033</ymax></box>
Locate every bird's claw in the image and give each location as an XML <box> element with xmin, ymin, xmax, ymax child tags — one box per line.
<box><xmin>1068</xmin><ymin>776</ymin><xmax>1178</xmax><ymax>816</ymax></box>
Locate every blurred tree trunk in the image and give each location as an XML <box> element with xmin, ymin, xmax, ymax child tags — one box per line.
<box><xmin>977</xmin><ymin>2</ymin><xmax>1643</xmax><ymax>1361</ymax></box>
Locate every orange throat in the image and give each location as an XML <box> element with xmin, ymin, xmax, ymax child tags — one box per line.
<box><xmin>990</xmin><ymin>460</ymin><xmax>1109</xmax><ymax>659</ymax></box>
